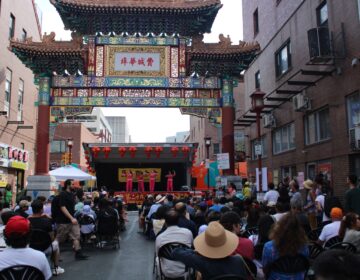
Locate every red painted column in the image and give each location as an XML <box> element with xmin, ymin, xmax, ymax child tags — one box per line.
<box><xmin>35</xmin><ymin>77</ymin><xmax>51</xmax><ymax>175</ymax></box>
<box><xmin>221</xmin><ymin>78</ymin><xmax>235</xmax><ymax>175</ymax></box>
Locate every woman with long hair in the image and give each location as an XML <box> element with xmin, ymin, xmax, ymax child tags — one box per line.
<box><xmin>339</xmin><ymin>212</ymin><xmax>360</xmax><ymax>251</ymax></box>
<box><xmin>262</xmin><ymin>213</ymin><xmax>309</xmax><ymax>279</ymax></box>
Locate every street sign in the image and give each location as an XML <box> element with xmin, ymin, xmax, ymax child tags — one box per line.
<box><xmin>254</xmin><ymin>144</ymin><xmax>262</xmax><ymax>156</ymax></box>
<box><xmin>217</xmin><ymin>153</ymin><xmax>230</xmax><ymax>170</ymax></box>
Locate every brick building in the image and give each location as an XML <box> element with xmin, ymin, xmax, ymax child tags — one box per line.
<box><xmin>50</xmin><ymin>123</ymin><xmax>99</xmax><ymax>170</ymax></box>
<box><xmin>0</xmin><ymin>0</ymin><xmax>41</xmax><ymax>188</ymax></box>
<box><xmin>240</xmin><ymin>0</ymin><xmax>360</xmax><ymax>196</ymax></box>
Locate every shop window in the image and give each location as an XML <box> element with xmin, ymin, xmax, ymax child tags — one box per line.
<box><xmin>9</xmin><ymin>13</ymin><xmax>15</xmax><ymax>39</ymax></box>
<box><xmin>272</xmin><ymin>123</ymin><xmax>295</xmax><ymax>154</ymax></box>
<box><xmin>305</xmin><ymin>107</ymin><xmax>331</xmax><ymax>145</ymax></box>
<box><xmin>275</xmin><ymin>40</ymin><xmax>291</xmax><ymax>77</ymax></box>
<box><xmin>255</xmin><ymin>71</ymin><xmax>260</xmax><ymax>89</ymax></box>
<box><xmin>253</xmin><ymin>8</ymin><xmax>259</xmax><ymax>36</ymax></box>
<box><xmin>251</xmin><ymin>136</ymin><xmax>267</xmax><ymax>160</ymax></box>
<box><xmin>347</xmin><ymin>91</ymin><xmax>360</xmax><ymax>129</ymax></box>
<box><xmin>213</xmin><ymin>143</ymin><xmax>220</xmax><ymax>155</ymax></box>
<box><xmin>317</xmin><ymin>1</ymin><xmax>328</xmax><ymax>27</ymax></box>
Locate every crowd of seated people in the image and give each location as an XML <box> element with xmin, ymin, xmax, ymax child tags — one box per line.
<box><xmin>0</xmin><ymin>180</ymin><xmax>126</xmax><ymax>278</ymax></box>
<box><xmin>139</xmin><ymin>174</ymin><xmax>360</xmax><ymax>280</ymax></box>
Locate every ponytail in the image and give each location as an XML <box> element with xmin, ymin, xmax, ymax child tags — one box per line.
<box><xmin>339</xmin><ymin>213</ymin><xmax>357</xmax><ymax>239</ymax></box>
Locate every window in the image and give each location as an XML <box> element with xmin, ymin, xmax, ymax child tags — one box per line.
<box><xmin>273</xmin><ymin>123</ymin><xmax>295</xmax><ymax>154</ymax></box>
<box><xmin>20</xmin><ymin>142</ymin><xmax>25</xmax><ymax>149</ymax></box>
<box><xmin>305</xmin><ymin>107</ymin><xmax>331</xmax><ymax>145</ymax></box>
<box><xmin>5</xmin><ymin>68</ymin><xmax>12</xmax><ymax>116</ymax></box>
<box><xmin>21</xmin><ymin>29</ymin><xmax>27</xmax><ymax>42</ymax></box>
<box><xmin>251</xmin><ymin>136</ymin><xmax>267</xmax><ymax>160</ymax></box>
<box><xmin>347</xmin><ymin>91</ymin><xmax>360</xmax><ymax>129</ymax></box>
<box><xmin>255</xmin><ymin>71</ymin><xmax>260</xmax><ymax>89</ymax></box>
<box><xmin>317</xmin><ymin>1</ymin><xmax>328</xmax><ymax>26</ymax></box>
<box><xmin>275</xmin><ymin>40</ymin><xmax>291</xmax><ymax>77</ymax></box>
<box><xmin>213</xmin><ymin>143</ymin><xmax>220</xmax><ymax>155</ymax></box>
<box><xmin>9</xmin><ymin>14</ymin><xmax>15</xmax><ymax>39</ymax></box>
<box><xmin>50</xmin><ymin>140</ymin><xmax>66</xmax><ymax>153</ymax></box>
<box><xmin>17</xmin><ymin>79</ymin><xmax>24</xmax><ymax>121</ymax></box>
<box><xmin>253</xmin><ymin>8</ymin><xmax>259</xmax><ymax>36</ymax></box>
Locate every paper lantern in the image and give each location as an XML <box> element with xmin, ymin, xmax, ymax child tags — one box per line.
<box><xmin>102</xmin><ymin>147</ymin><xmax>111</xmax><ymax>158</ymax></box>
<box><xmin>144</xmin><ymin>146</ymin><xmax>153</xmax><ymax>158</ymax></box>
<box><xmin>129</xmin><ymin>146</ymin><xmax>137</xmax><ymax>158</ymax></box>
<box><xmin>154</xmin><ymin>147</ymin><xmax>163</xmax><ymax>158</ymax></box>
<box><xmin>91</xmin><ymin>147</ymin><xmax>100</xmax><ymax>158</ymax></box>
<box><xmin>118</xmin><ymin>147</ymin><xmax>127</xmax><ymax>157</ymax></box>
<box><xmin>181</xmin><ymin>146</ymin><xmax>190</xmax><ymax>157</ymax></box>
<box><xmin>171</xmin><ymin>146</ymin><xmax>179</xmax><ymax>158</ymax></box>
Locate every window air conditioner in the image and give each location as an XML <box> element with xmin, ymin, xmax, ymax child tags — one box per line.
<box><xmin>293</xmin><ymin>93</ymin><xmax>311</xmax><ymax>112</ymax></box>
<box><xmin>263</xmin><ymin>113</ymin><xmax>276</xmax><ymax>128</ymax></box>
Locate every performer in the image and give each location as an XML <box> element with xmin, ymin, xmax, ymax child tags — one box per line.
<box><xmin>125</xmin><ymin>171</ymin><xmax>133</xmax><ymax>192</ymax></box>
<box><xmin>148</xmin><ymin>170</ymin><xmax>157</xmax><ymax>192</ymax></box>
<box><xmin>137</xmin><ymin>171</ymin><xmax>145</xmax><ymax>192</ymax></box>
<box><xmin>166</xmin><ymin>170</ymin><xmax>176</xmax><ymax>192</ymax></box>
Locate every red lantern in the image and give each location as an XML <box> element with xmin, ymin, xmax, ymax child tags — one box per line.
<box><xmin>91</xmin><ymin>147</ymin><xmax>100</xmax><ymax>158</ymax></box>
<box><xmin>118</xmin><ymin>147</ymin><xmax>127</xmax><ymax>157</ymax></box>
<box><xmin>144</xmin><ymin>146</ymin><xmax>153</xmax><ymax>158</ymax></box>
<box><xmin>103</xmin><ymin>147</ymin><xmax>111</xmax><ymax>159</ymax></box>
<box><xmin>181</xmin><ymin>146</ymin><xmax>190</xmax><ymax>157</ymax></box>
<box><xmin>154</xmin><ymin>147</ymin><xmax>163</xmax><ymax>158</ymax></box>
<box><xmin>84</xmin><ymin>150</ymin><xmax>89</xmax><ymax>155</ymax></box>
<box><xmin>171</xmin><ymin>146</ymin><xmax>179</xmax><ymax>158</ymax></box>
<box><xmin>129</xmin><ymin>146</ymin><xmax>137</xmax><ymax>158</ymax></box>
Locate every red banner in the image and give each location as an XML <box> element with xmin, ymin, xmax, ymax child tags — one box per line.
<box><xmin>114</xmin><ymin>191</ymin><xmax>193</xmax><ymax>205</ymax></box>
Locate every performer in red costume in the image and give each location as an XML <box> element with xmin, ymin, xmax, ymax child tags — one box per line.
<box><xmin>148</xmin><ymin>170</ymin><xmax>157</xmax><ymax>192</ymax></box>
<box><xmin>166</xmin><ymin>170</ymin><xmax>176</xmax><ymax>192</ymax></box>
<box><xmin>125</xmin><ymin>171</ymin><xmax>133</xmax><ymax>192</ymax></box>
<box><xmin>137</xmin><ymin>171</ymin><xmax>145</xmax><ymax>192</ymax></box>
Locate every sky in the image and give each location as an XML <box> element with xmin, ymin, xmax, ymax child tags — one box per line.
<box><xmin>35</xmin><ymin>0</ymin><xmax>243</xmax><ymax>142</ymax></box>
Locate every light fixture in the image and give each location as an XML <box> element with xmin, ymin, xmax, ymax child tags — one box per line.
<box><xmin>250</xmin><ymin>89</ymin><xmax>266</xmax><ymax>112</ymax></box>
<box><xmin>75</xmin><ymin>70</ymin><xmax>83</xmax><ymax>77</ymax></box>
<box><xmin>190</xmin><ymin>71</ymin><xmax>200</xmax><ymax>79</ymax></box>
<box><xmin>204</xmin><ymin>137</ymin><xmax>212</xmax><ymax>148</ymax></box>
<box><xmin>63</xmin><ymin>69</ymin><xmax>70</xmax><ymax>77</ymax></box>
<box><xmin>67</xmin><ymin>138</ymin><xmax>74</xmax><ymax>148</ymax></box>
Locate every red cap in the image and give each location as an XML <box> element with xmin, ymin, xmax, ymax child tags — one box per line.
<box><xmin>4</xmin><ymin>216</ymin><xmax>30</xmax><ymax>237</ymax></box>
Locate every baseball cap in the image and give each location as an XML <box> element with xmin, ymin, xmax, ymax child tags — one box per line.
<box><xmin>4</xmin><ymin>216</ymin><xmax>30</xmax><ymax>237</ymax></box>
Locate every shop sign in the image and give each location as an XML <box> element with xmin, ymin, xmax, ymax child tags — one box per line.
<box><xmin>0</xmin><ymin>172</ymin><xmax>8</xmax><ymax>187</ymax></box>
<box><xmin>0</xmin><ymin>143</ymin><xmax>29</xmax><ymax>170</ymax></box>
<box><xmin>217</xmin><ymin>153</ymin><xmax>230</xmax><ymax>170</ymax></box>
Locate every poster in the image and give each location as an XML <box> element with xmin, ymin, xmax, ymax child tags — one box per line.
<box><xmin>255</xmin><ymin>167</ymin><xmax>268</xmax><ymax>192</ymax></box>
<box><xmin>217</xmin><ymin>153</ymin><xmax>230</xmax><ymax>170</ymax></box>
<box><xmin>118</xmin><ymin>168</ymin><xmax>161</xmax><ymax>183</ymax></box>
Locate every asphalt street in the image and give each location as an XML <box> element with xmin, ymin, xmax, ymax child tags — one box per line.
<box><xmin>57</xmin><ymin>212</ymin><xmax>155</xmax><ymax>280</ymax></box>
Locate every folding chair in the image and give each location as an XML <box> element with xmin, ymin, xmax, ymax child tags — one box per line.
<box><xmin>0</xmin><ymin>265</ymin><xmax>45</xmax><ymax>280</ymax></box>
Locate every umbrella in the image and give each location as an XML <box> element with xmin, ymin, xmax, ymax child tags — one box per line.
<box><xmin>49</xmin><ymin>165</ymin><xmax>96</xmax><ymax>181</ymax></box>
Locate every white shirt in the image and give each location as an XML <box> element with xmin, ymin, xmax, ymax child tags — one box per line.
<box><xmin>155</xmin><ymin>226</ymin><xmax>193</xmax><ymax>278</ymax></box>
<box><xmin>315</xmin><ymin>195</ymin><xmax>331</xmax><ymax>222</ymax></box>
<box><xmin>264</xmin><ymin>190</ymin><xmax>280</xmax><ymax>205</ymax></box>
<box><xmin>0</xmin><ymin>247</ymin><xmax>52</xmax><ymax>280</ymax></box>
<box><xmin>0</xmin><ymin>225</ymin><xmax>6</xmax><ymax>248</ymax></box>
<box><xmin>272</xmin><ymin>212</ymin><xmax>287</xmax><ymax>222</ymax></box>
<box><xmin>147</xmin><ymin>203</ymin><xmax>161</xmax><ymax>219</ymax></box>
<box><xmin>319</xmin><ymin>221</ymin><xmax>341</xmax><ymax>243</ymax></box>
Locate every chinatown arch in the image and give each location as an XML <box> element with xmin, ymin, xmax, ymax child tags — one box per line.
<box><xmin>10</xmin><ymin>0</ymin><xmax>259</xmax><ymax>193</ymax></box>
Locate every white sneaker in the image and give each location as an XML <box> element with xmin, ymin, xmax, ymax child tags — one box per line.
<box><xmin>52</xmin><ymin>266</ymin><xmax>65</xmax><ymax>275</ymax></box>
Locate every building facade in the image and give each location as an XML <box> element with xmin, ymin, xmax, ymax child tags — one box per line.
<box><xmin>50</xmin><ymin>123</ymin><xmax>99</xmax><ymax>169</ymax></box>
<box><xmin>0</xmin><ymin>0</ymin><xmax>41</xmax><ymax>188</ymax></box>
<box><xmin>66</xmin><ymin>108</ymin><xmax>112</xmax><ymax>143</ymax></box>
<box><xmin>241</xmin><ymin>0</ymin><xmax>360</xmax><ymax>196</ymax></box>
<box><xmin>166</xmin><ymin>131</ymin><xmax>190</xmax><ymax>143</ymax></box>
<box><xmin>106</xmin><ymin>116</ymin><xmax>130</xmax><ymax>143</ymax></box>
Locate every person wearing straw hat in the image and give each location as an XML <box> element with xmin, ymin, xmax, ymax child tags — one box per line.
<box><xmin>147</xmin><ymin>195</ymin><xmax>166</xmax><ymax>220</ymax></box>
<box><xmin>303</xmin><ymin>179</ymin><xmax>318</xmax><ymax>230</ymax></box>
<box><xmin>172</xmin><ymin>221</ymin><xmax>248</xmax><ymax>280</ymax></box>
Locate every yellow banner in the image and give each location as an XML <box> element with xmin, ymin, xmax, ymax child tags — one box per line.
<box><xmin>0</xmin><ymin>173</ymin><xmax>8</xmax><ymax>187</ymax></box>
<box><xmin>9</xmin><ymin>161</ymin><xmax>28</xmax><ymax>170</ymax></box>
<box><xmin>118</xmin><ymin>168</ymin><xmax>162</xmax><ymax>183</ymax></box>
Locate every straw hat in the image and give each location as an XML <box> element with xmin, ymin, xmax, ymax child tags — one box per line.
<box><xmin>194</xmin><ymin>222</ymin><xmax>239</xmax><ymax>259</ymax></box>
<box><xmin>303</xmin><ymin>179</ymin><xmax>314</xmax><ymax>190</ymax></box>
<box><xmin>155</xmin><ymin>194</ymin><xmax>165</xmax><ymax>203</ymax></box>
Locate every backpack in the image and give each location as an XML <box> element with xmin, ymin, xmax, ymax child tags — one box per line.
<box><xmin>324</xmin><ymin>195</ymin><xmax>343</xmax><ymax>218</ymax></box>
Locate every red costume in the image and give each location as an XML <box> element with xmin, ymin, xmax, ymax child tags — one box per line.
<box><xmin>137</xmin><ymin>173</ymin><xmax>144</xmax><ymax>192</ymax></box>
<box><xmin>149</xmin><ymin>171</ymin><xmax>156</xmax><ymax>192</ymax></box>
<box><xmin>166</xmin><ymin>172</ymin><xmax>176</xmax><ymax>192</ymax></box>
<box><xmin>126</xmin><ymin>172</ymin><xmax>133</xmax><ymax>192</ymax></box>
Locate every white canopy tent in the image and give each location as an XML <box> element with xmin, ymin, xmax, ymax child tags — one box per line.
<box><xmin>49</xmin><ymin>165</ymin><xmax>96</xmax><ymax>181</ymax></box>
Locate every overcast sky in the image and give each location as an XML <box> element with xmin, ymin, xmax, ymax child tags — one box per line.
<box><xmin>35</xmin><ymin>0</ymin><xmax>243</xmax><ymax>142</ymax></box>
